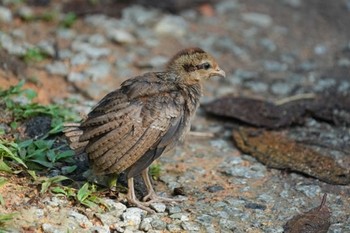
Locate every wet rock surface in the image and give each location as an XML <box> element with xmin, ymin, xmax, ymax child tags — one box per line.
<box><xmin>0</xmin><ymin>0</ymin><xmax>350</xmax><ymax>232</ymax></box>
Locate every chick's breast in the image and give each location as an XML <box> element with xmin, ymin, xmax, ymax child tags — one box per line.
<box><xmin>78</xmin><ymin>72</ymin><xmax>194</xmax><ymax>178</ymax></box>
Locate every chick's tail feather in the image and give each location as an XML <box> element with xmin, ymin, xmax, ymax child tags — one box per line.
<box><xmin>63</xmin><ymin>122</ymin><xmax>88</xmax><ymax>154</ymax></box>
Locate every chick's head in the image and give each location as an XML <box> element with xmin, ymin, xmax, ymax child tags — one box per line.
<box><xmin>167</xmin><ymin>48</ymin><xmax>226</xmax><ymax>85</ymax></box>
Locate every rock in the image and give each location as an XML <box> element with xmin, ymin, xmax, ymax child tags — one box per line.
<box><xmin>282</xmin><ymin>0</ymin><xmax>302</xmax><ymax>8</ymax></box>
<box><xmin>0</xmin><ymin>6</ymin><xmax>12</xmax><ymax>22</ymax></box>
<box><xmin>151</xmin><ymin>219</ymin><xmax>167</xmax><ymax>230</ymax></box>
<box><xmin>139</xmin><ymin>217</ymin><xmax>153</xmax><ymax>231</ymax></box>
<box><xmin>263</xmin><ymin>60</ymin><xmax>288</xmax><ymax>72</ymax></box>
<box><xmin>0</xmin><ymin>32</ymin><xmax>27</xmax><ymax>56</ymax></box>
<box><xmin>121</xmin><ymin>207</ymin><xmax>145</xmax><ymax>227</ymax></box>
<box><xmin>70</xmin><ymin>53</ymin><xmax>88</xmax><ymax>66</ymax></box>
<box><xmin>242</xmin><ymin>12</ymin><xmax>273</xmax><ymax>27</ymax></box>
<box><xmin>57</xmin><ymin>28</ymin><xmax>76</xmax><ymax>39</ymax></box>
<box><xmin>167</xmin><ymin>206</ymin><xmax>182</xmax><ymax>214</ymax></box>
<box><xmin>314</xmin><ymin>44</ymin><xmax>328</xmax><ymax>55</ymax></box>
<box><xmin>219</xmin><ymin>218</ymin><xmax>236</xmax><ymax>230</ymax></box>
<box><xmin>68</xmin><ymin>72</ymin><xmax>85</xmax><ymax>83</ymax></box>
<box><xmin>46</xmin><ymin>62</ymin><xmax>69</xmax><ymax>76</ymax></box>
<box><xmin>295</xmin><ymin>184</ymin><xmax>321</xmax><ymax>198</ymax></box>
<box><xmin>122</xmin><ymin>5</ymin><xmax>159</xmax><ymax>26</ymax></box>
<box><xmin>169</xmin><ymin>213</ymin><xmax>189</xmax><ymax>221</ymax></box>
<box><xmin>17</xmin><ymin>6</ymin><xmax>34</xmax><ymax>20</ymax></box>
<box><xmin>271</xmin><ymin>82</ymin><xmax>293</xmax><ymax>96</ymax></box>
<box><xmin>154</xmin><ymin>15</ymin><xmax>188</xmax><ymax>37</ymax></box>
<box><xmin>150</xmin><ymin>203</ymin><xmax>166</xmax><ymax>213</ymax></box>
<box><xmin>103</xmin><ymin>199</ymin><xmax>127</xmax><ymax>212</ymax></box>
<box><xmin>68</xmin><ymin>210</ymin><xmax>93</xmax><ymax>228</ymax></box>
<box><xmin>107</xmin><ymin>29</ymin><xmax>136</xmax><ymax>44</ymax></box>
<box><xmin>216</xmin><ymin>0</ymin><xmax>239</xmax><ymax>14</ymax></box>
<box><xmin>220</xmin><ymin>157</ymin><xmax>266</xmax><ymax>179</ymax></box>
<box><xmin>259</xmin><ymin>38</ymin><xmax>277</xmax><ymax>52</ymax></box>
<box><xmin>166</xmin><ymin>223</ymin><xmax>182</xmax><ymax>232</ymax></box>
<box><xmin>136</xmin><ymin>56</ymin><xmax>168</xmax><ymax>69</ymax></box>
<box><xmin>206</xmin><ymin>185</ymin><xmax>224</xmax><ymax>193</ymax></box>
<box><xmin>42</xmin><ymin>223</ymin><xmax>62</xmax><ymax>233</ymax></box>
<box><xmin>71</xmin><ymin>41</ymin><xmax>110</xmax><ymax>58</ymax></box>
<box><xmin>84</xmin><ymin>62</ymin><xmax>111</xmax><ymax>81</ymax></box>
<box><xmin>89</xmin><ymin>226</ymin><xmax>110</xmax><ymax>233</ymax></box>
<box><xmin>37</xmin><ymin>40</ymin><xmax>55</xmax><ymax>57</ymax></box>
<box><xmin>181</xmin><ymin>221</ymin><xmax>201</xmax><ymax>231</ymax></box>
<box><xmin>88</xmin><ymin>34</ymin><xmax>106</xmax><ymax>46</ymax></box>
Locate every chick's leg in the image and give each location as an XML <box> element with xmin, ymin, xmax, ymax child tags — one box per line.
<box><xmin>126</xmin><ymin>177</ymin><xmax>155</xmax><ymax>213</ymax></box>
<box><xmin>142</xmin><ymin>168</ymin><xmax>181</xmax><ymax>203</ymax></box>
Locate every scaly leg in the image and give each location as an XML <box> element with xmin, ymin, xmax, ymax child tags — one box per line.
<box><xmin>126</xmin><ymin>177</ymin><xmax>155</xmax><ymax>213</ymax></box>
<box><xmin>141</xmin><ymin>168</ymin><xmax>182</xmax><ymax>203</ymax></box>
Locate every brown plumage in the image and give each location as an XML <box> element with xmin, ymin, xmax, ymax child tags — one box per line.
<box><xmin>64</xmin><ymin>47</ymin><xmax>225</xmax><ymax>212</ymax></box>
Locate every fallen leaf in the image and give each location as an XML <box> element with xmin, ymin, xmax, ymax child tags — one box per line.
<box><xmin>284</xmin><ymin>193</ymin><xmax>331</xmax><ymax>233</ymax></box>
<box><xmin>232</xmin><ymin>127</ymin><xmax>350</xmax><ymax>185</ymax></box>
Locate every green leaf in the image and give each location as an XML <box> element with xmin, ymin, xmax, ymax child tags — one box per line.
<box><xmin>51</xmin><ymin>187</ymin><xmax>68</xmax><ymax>196</ymax></box>
<box><xmin>0</xmin><ymin>178</ymin><xmax>7</xmax><ymax>187</ymax></box>
<box><xmin>0</xmin><ymin>159</ymin><xmax>12</xmax><ymax>173</ymax></box>
<box><xmin>0</xmin><ymin>143</ymin><xmax>27</xmax><ymax>168</ymax></box>
<box><xmin>0</xmin><ymin>194</ymin><xmax>4</xmax><ymax>206</ymax></box>
<box><xmin>40</xmin><ymin>176</ymin><xmax>69</xmax><ymax>194</ymax></box>
<box><xmin>61</xmin><ymin>165</ymin><xmax>77</xmax><ymax>175</ymax></box>
<box><xmin>77</xmin><ymin>183</ymin><xmax>90</xmax><ymax>203</ymax></box>
<box><xmin>0</xmin><ymin>212</ymin><xmax>17</xmax><ymax>225</ymax></box>
<box><xmin>23</xmin><ymin>89</ymin><xmax>37</xmax><ymax>100</ymax></box>
<box><xmin>56</xmin><ymin>150</ymin><xmax>74</xmax><ymax>161</ymax></box>
<box><xmin>27</xmin><ymin>170</ymin><xmax>37</xmax><ymax>181</ymax></box>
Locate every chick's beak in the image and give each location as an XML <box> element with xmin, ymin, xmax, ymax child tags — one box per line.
<box><xmin>211</xmin><ymin>67</ymin><xmax>226</xmax><ymax>78</ymax></box>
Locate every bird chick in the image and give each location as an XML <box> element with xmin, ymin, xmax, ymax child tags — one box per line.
<box><xmin>64</xmin><ymin>48</ymin><xmax>225</xmax><ymax>213</ymax></box>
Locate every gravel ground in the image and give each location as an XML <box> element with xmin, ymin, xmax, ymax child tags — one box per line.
<box><xmin>0</xmin><ymin>0</ymin><xmax>350</xmax><ymax>232</ymax></box>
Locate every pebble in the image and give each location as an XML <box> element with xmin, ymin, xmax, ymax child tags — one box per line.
<box><xmin>122</xmin><ymin>5</ymin><xmax>159</xmax><ymax>26</ymax></box>
<box><xmin>271</xmin><ymin>82</ymin><xmax>293</xmax><ymax>96</ymax></box>
<box><xmin>242</xmin><ymin>12</ymin><xmax>273</xmax><ymax>27</ymax></box>
<box><xmin>37</xmin><ymin>40</ymin><xmax>56</xmax><ymax>57</ymax></box>
<box><xmin>71</xmin><ymin>41</ymin><xmax>110</xmax><ymax>58</ymax></box>
<box><xmin>89</xmin><ymin>226</ymin><xmax>110</xmax><ymax>233</ymax></box>
<box><xmin>167</xmin><ymin>205</ymin><xmax>182</xmax><ymax>214</ymax></box>
<box><xmin>42</xmin><ymin>223</ymin><xmax>62</xmax><ymax>233</ymax></box>
<box><xmin>139</xmin><ymin>217</ymin><xmax>153</xmax><ymax>231</ymax></box>
<box><xmin>108</xmin><ymin>29</ymin><xmax>136</xmax><ymax>44</ymax></box>
<box><xmin>103</xmin><ymin>199</ymin><xmax>127</xmax><ymax>212</ymax></box>
<box><xmin>295</xmin><ymin>184</ymin><xmax>321</xmax><ymax>198</ymax></box>
<box><xmin>88</xmin><ymin>34</ymin><xmax>107</xmax><ymax>46</ymax></box>
<box><xmin>154</xmin><ymin>15</ymin><xmax>188</xmax><ymax>37</ymax></box>
<box><xmin>169</xmin><ymin>213</ymin><xmax>189</xmax><ymax>221</ymax></box>
<box><xmin>215</xmin><ymin>0</ymin><xmax>239</xmax><ymax>14</ymax></box>
<box><xmin>166</xmin><ymin>223</ymin><xmax>182</xmax><ymax>232</ymax></box>
<box><xmin>219</xmin><ymin>218</ymin><xmax>236</xmax><ymax>230</ymax></box>
<box><xmin>206</xmin><ymin>185</ymin><xmax>225</xmax><ymax>193</ymax></box>
<box><xmin>151</xmin><ymin>219</ymin><xmax>167</xmax><ymax>230</ymax></box>
<box><xmin>17</xmin><ymin>6</ymin><xmax>34</xmax><ymax>19</ymax></box>
<box><xmin>0</xmin><ymin>32</ymin><xmax>27</xmax><ymax>56</ymax></box>
<box><xmin>181</xmin><ymin>221</ymin><xmax>201</xmax><ymax>231</ymax></box>
<box><xmin>244</xmin><ymin>81</ymin><xmax>269</xmax><ymax>92</ymax></box>
<box><xmin>150</xmin><ymin>202</ymin><xmax>166</xmax><ymax>213</ymax></box>
<box><xmin>0</xmin><ymin>6</ymin><xmax>12</xmax><ymax>22</ymax></box>
<box><xmin>68</xmin><ymin>210</ymin><xmax>93</xmax><ymax>228</ymax></box>
<box><xmin>122</xmin><ymin>207</ymin><xmax>145</xmax><ymax>227</ymax></box>
<box><xmin>70</xmin><ymin>53</ymin><xmax>88</xmax><ymax>66</ymax></box>
<box><xmin>259</xmin><ymin>38</ymin><xmax>277</xmax><ymax>52</ymax></box>
<box><xmin>85</xmin><ymin>62</ymin><xmax>111</xmax><ymax>81</ymax></box>
<box><xmin>283</xmin><ymin>0</ymin><xmax>302</xmax><ymax>8</ymax></box>
<box><xmin>263</xmin><ymin>60</ymin><xmax>288</xmax><ymax>72</ymax></box>
<box><xmin>46</xmin><ymin>62</ymin><xmax>69</xmax><ymax>76</ymax></box>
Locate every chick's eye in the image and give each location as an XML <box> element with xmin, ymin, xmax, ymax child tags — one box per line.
<box><xmin>202</xmin><ymin>62</ymin><xmax>211</xmax><ymax>70</ymax></box>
